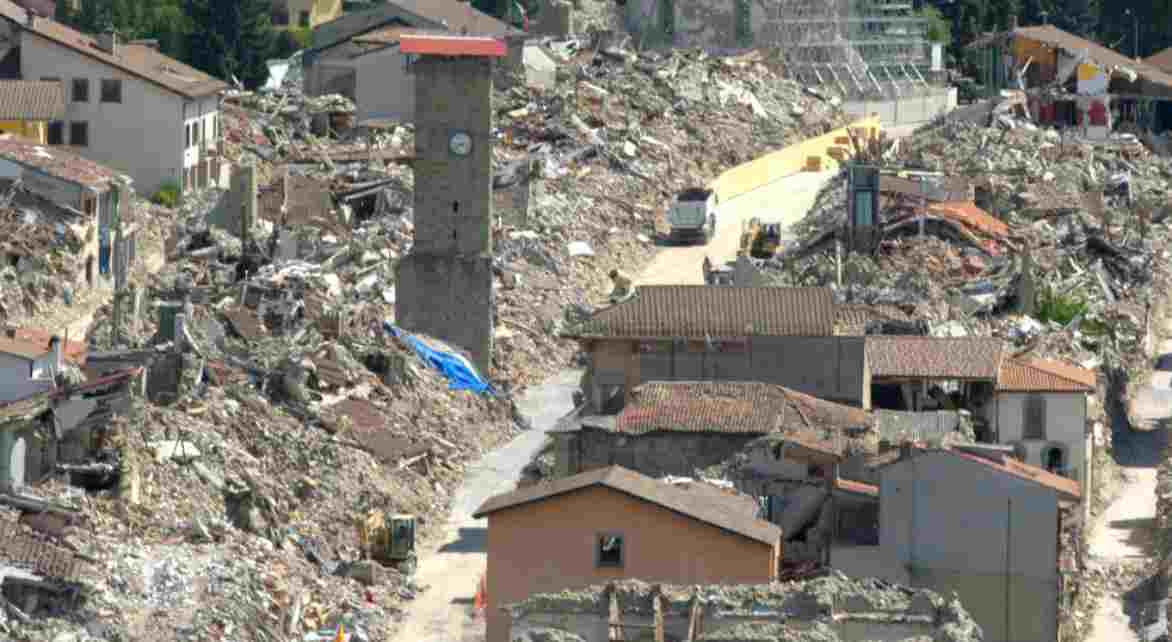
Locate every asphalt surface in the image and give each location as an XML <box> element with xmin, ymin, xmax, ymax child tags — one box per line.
<box><xmin>388</xmin><ymin>369</ymin><xmax>580</xmax><ymax>642</ymax></box>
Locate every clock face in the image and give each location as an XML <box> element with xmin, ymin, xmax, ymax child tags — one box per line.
<box><xmin>449</xmin><ymin>132</ymin><xmax>472</xmax><ymax>156</ymax></box>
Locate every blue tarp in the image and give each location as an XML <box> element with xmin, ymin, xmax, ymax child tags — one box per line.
<box><xmin>384</xmin><ymin>322</ymin><xmax>493</xmax><ymax>396</ymax></box>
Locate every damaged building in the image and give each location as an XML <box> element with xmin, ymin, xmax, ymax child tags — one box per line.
<box><xmin>504</xmin><ymin>576</ymin><xmax>983</xmax><ymax>642</ymax></box>
<box><xmin>473</xmin><ymin>465</ymin><xmax>782</xmax><ymax>642</ymax></box>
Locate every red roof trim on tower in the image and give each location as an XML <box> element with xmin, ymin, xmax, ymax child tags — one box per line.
<box><xmin>399</xmin><ymin>34</ymin><xmax>506</xmax><ymax>57</ymax></box>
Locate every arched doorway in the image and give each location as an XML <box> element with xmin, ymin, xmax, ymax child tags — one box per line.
<box><xmin>9</xmin><ymin>435</ymin><xmax>26</xmax><ymax>489</ymax></box>
<box><xmin>1043</xmin><ymin>445</ymin><xmax>1066</xmax><ymax>476</ymax></box>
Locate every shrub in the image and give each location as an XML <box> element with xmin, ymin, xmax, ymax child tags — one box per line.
<box><xmin>151</xmin><ymin>181</ymin><xmax>181</xmax><ymax>208</ymax></box>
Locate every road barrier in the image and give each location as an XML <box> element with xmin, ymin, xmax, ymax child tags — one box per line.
<box><xmin>713</xmin><ymin>116</ymin><xmax>883</xmax><ymax>202</ymax></box>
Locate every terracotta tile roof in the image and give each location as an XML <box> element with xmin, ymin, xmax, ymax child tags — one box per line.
<box><xmin>1013</xmin><ymin>25</ymin><xmax>1172</xmax><ymax>90</ymax></box>
<box><xmin>0</xmin><ymin>134</ymin><xmax>120</xmax><ymax>189</ymax></box>
<box><xmin>834</xmin><ymin>478</ymin><xmax>878</xmax><ymax>497</ymax></box>
<box><xmin>926</xmin><ymin>201</ymin><xmax>1009</xmax><ymax>239</ymax></box>
<box><xmin>875</xmin><ymin>446</ymin><xmax>1081</xmax><ymax>501</ymax></box>
<box><xmin>953</xmin><ymin>450</ymin><xmax>1081</xmax><ymax>501</ymax></box>
<box><xmin>0</xmin><ymin>2</ymin><xmax>227</xmax><ymax>98</ymax></box>
<box><xmin>0</xmin><ymin>335</ymin><xmax>49</xmax><ymax>360</ymax></box>
<box><xmin>834</xmin><ymin>303</ymin><xmax>914</xmax><ymax>336</ymax></box>
<box><xmin>998</xmin><ymin>356</ymin><xmax>1096</xmax><ymax>392</ymax></box>
<box><xmin>473</xmin><ymin>465</ymin><xmax>782</xmax><ymax>545</ymax></box>
<box><xmin>3</xmin><ymin>327</ymin><xmax>85</xmax><ymax>363</ymax></box>
<box><xmin>616</xmin><ymin>382</ymin><xmax>871</xmax><ymax>437</ymax></box>
<box><xmin>568</xmin><ymin>286</ymin><xmax>835</xmax><ymax>339</ymax></box>
<box><xmin>0</xmin><ymin>80</ymin><xmax>64</xmax><ymax>120</ymax></box>
<box><xmin>399</xmin><ymin>33</ymin><xmax>507</xmax><ymax>57</ymax></box>
<box><xmin>866</xmin><ymin>336</ymin><xmax>1004</xmax><ymax>380</ymax></box>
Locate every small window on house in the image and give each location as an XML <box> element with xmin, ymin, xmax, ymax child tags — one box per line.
<box><xmin>185</xmin><ymin>123</ymin><xmax>191</xmax><ymax>148</ymax></box>
<box><xmin>100</xmin><ymin>79</ymin><xmax>122</xmax><ymax>103</ymax></box>
<box><xmin>194</xmin><ymin>121</ymin><xmax>201</xmax><ymax>145</ymax></box>
<box><xmin>1044</xmin><ymin>446</ymin><xmax>1066</xmax><ymax>476</ymax></box>
<box><xmin>47</xmin><ymin>121</ymin><xmax>64</xmax><ymax>145</ymax></box>
<box><xmin>807</xmin><ymin>463</ymin><xmax>825</xmax><ymax>478</ymax></box>
<box><xmin>40</xmin><ymin>76</ymin><xmax>60</xmax><ymax>83</ymax></box>
<box><xmin>82</xmin><ymin>194</ymin><xmax>95</xmax><ymax>216</ymax></box>
<box><xmin>72</xmin><ymin>78</ymin><xmax>89</xmax><ymax>102</ymax></box>
<box><xmin>299</xmin><ymin>10</ymin><xmax>310</xmax><ymax>27</ymax></box>
<box><xmin>70</xmin><ymin>121</ymin><xmax>88</xmax><ymax>147</ymax></box>
<box><xmin>1023</xmin><ymin>394</ymin><xmax>1046</xmax><ymax>440</ymax></box>
<box><xmin>596</xmin><ymin>534</ymin><xmax>623</xmax><ymax>568</ymax></box>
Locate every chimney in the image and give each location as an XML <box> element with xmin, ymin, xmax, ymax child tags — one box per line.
<box><xmin>1010</xmin><ymin>15</ymin><xmax>1019</xmax><ymax>31</ymax></box>
<box><xmin>97</xmin><ymin>28</ymin><xmax>119</xmax><ymax>55</ymax></box>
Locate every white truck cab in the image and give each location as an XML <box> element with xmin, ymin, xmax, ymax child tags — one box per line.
<box><xmin>668</xmin><ymin>187</ymin><xmax>718</xmax><ymax>244</ymax></box>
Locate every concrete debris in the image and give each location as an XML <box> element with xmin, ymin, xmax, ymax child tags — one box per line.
<box><xmin>508</xmin><ymin>575</ymin><xmax>982</xmax><ymax>642</ymax></box>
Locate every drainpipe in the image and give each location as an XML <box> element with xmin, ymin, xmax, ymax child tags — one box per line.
<box><xmin>0</xmin><ymin>429</ymin><xmax>11</xmax><ymax>492</ymax></box>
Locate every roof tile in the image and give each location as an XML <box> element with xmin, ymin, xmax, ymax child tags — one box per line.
<box><xmin>998</xmin><ymin>356</ymin><xmax>1096</xmax><ymax>392</ymax></box>
<box><xmin>617</xmin><ymin>382</ymin><xmax>871</xmax><ymax>441</ymax></box>
<box><xmin>473</xmin><ymin>465</ymin><xmax>782</xmax><ymax>545</ymax></box>
<box><xmin>0</xmin><ymin>80</ymin><xmax>64</xmax><ymax>120</ymax></box>
<box><xmin>570</xmin><ymin>286</ymin><xmax>835</xmax><ymax>339</ymax></box>
<box><xmin>926</xmin><ymin>201</ymin><xmax>1009</xmax><ymax>239</ymax></box>
<box><xmin>0</xmin><ymin>134</ymin><xmax>120</xmax><ymax>188</ymax></box>
<box><xmin>0</xmin><ymin>2</ymin><xmax>227</xmax><ymax>97</ymax></box>
<box><xmin>866</xmin><ymin>336</ymin><xmax>1004</xmax><ymax>379</ymax></box>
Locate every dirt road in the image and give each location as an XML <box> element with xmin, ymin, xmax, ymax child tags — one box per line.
<box><xmin>1087</xmin><ymin>322</ymin><xmax>1172</xmax><ymax>642</ymax></box>
<box><xmin>388</xmin><ymin>370</ymin><xmax>580</xmax><ymax>642</ymax></box>
<box><xmin>636</xmin><ymin>170</ymin><xmax>833</xmax><ymax>285</ymax></box>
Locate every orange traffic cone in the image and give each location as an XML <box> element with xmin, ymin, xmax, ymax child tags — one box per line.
<box><xmin>473</xmin><ymin>575</ymin><xmax>487</xmax><ymax>617</ymax></box>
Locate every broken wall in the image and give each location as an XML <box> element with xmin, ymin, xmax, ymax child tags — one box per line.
<box><xmin>562</xmin><ymin>428</ymin><xmax>758</xmax><ymax>478</ymax></box>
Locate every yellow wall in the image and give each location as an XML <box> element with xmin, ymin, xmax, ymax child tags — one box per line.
<box><xmin>0</xmin><ymin>121</ymin><xmax>47</xmax><ymax>144</ymax></box>
<box><xmin>1011</xmin><ymin>36</ymin><xmax>1058</xmax><ymax>70</ymax></box>
<box><xmin>713</xmin><ymin>117</ymin><xmax>882</xmax><ymax>202</ymax></box>
<box><xmin>279</xmin><ymin>0</ymin><xmax>342</xmax><ymax>29</ymax></box>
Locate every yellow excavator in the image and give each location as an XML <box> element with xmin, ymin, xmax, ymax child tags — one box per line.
<box><xmin>356</xmin><ymin>512</ymin><xmax>417</xmax><ymax>575</ymax></box>
<box><xmin>740</xmin><ymin>218</ymin><xmax>782</xmax><ymax>259</ymax></box>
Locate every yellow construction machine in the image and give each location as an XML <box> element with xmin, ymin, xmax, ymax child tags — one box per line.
<box><xmin>356</xmin><ymin>512</ymin><xmax>417</xmax><ymax>575</ymax></box>
<box><xmin>740</xmin><ymin>217</ymin><xmax>783</xmax><ymax>259</ymax></box>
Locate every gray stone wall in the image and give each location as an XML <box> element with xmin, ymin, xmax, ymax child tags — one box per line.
<box><xmin>395</xmin><ymin>253</ymin><xmax>495</xmax><ymax>375</ymax></box>
<box><xmin>569</xmin><ymin>428</ymin><xmax>757</xmax><ymax>478</ymax></box>
<box><xmin>411</xmin><ymin>56</ymin><xmax>493</xmax><ymax>257</ymax></box>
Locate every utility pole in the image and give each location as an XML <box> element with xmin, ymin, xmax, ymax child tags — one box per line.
<box><xmin>110</xmin><ymin>178</ymin><xmax>126</xmax><ymax>347</ymax></box>
<box><xmin>1124</xmin><ymin>9</ymin><xmax>1138</xmax><ymax>59</ymax></box>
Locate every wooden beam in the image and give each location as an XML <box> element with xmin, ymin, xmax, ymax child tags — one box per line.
<box><xmin>609</xmin><ymin>582</ymin><xmax>624</xmax><ymax>641</ymax></box>
<box><xmin>686</xmin><ymin>592</ymin><xmax>703</xmax><ymax>642</ymax></box>
<box><xmin>654</xmin><ymin>590</ymin><xmax>665</xmax><ymax>642</ymax></box>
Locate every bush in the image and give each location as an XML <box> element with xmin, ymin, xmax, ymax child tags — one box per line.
<box><xmin>1035</xmin><ymin>284</ymin><xmax>1087</xmax><ymax>326</ymax></box>
<box><xmin>151</xmin><ymin>181</ymin><xmax>181</xmax><ymax>208</ymax></box>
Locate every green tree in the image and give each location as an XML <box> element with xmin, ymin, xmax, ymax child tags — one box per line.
<box><xmin>920</xmin><ymin>6</ymin><xmax>952</xmax><ymax>44</ymax></box>
<box><xmin>185</xmin><ymin>0</ymin><xmax>274</xmax><ymax>89</ymax></box>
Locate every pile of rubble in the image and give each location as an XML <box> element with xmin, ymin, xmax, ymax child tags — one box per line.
<box><xmin>0</xmin><ymin>36</ymin><xmax>851</xmax><ymax>642</ymax></box>
<box><xmin>768</xmin><ymin>118</ymin><xmax>1172</xmax><ymax>380</ymax></box>
<box><xmin>507</xmin><ymin>575</ymin><xmax>983</xmax><ymax>642</ymax></box>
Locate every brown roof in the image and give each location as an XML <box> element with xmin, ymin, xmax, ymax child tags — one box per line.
<box><xmin>383</xmin><ymin>0</ymin><xmax>511</xmax><ymax>37</ymax></box>
<box><xmin>0</xmin><ymin>2</ymin><xmax>227</xmax><ymax>98</ymax></box>
<box><xmin>876</xmin><ymin>446</ymin><xmax>1080</xmax><ymax>501</ymax></box>
<box><xmin>926</xmin><ymin>201</ymin><xmax>1009</xmax><ymax>239</ymax></box>
<box><xmin>953</xmin><ymin>450</ymin><xmax>1081</xmax><ymax>501</ymax></box>
<box><xmin>1146</xmin><ymin>46</ymin><xmax>1172</xmax><ymax>75</ymax></box>
<box><xmin>0</xmin><ymin>134</ymin><xmax>120</xmax><ymax>188</ymax></box>
<box><xmin>473</xmin><ymin>466</ymin><xmax>782</xmax><ymax>545</ymax></box>
<box><xmin>834</xmin><ymin>303</ymin><xmax>913</xmax><ymax>336</ymax></box>
<box><xmin>834</xmin><ymin>478</ymin><xmax>878</xmax><ymax>497</ymax></box>
<box><xmin>617</xmin><ymin>382</ymin><xmax>870</xmax><ymax>438</ymax></box>
<box><xmin>4</xmin><ymin>327</ymin><xmax>85</xmax><ymax>363</ymax></box>
<box><xmin>0</xmin><ymin>335</ymin><xmax>49</xmax><ymax>360</ymax></box>
<box><xmin>1013</xmin><ymin>25</ymin><xmax>1172</xmax><ymax>90</ymax></box>
<box><xmin>866</xmin><ymin>336</ymin><xmax>1004</xmax><ymax>380</ymax></box>
<box><xmin>569</xmin><ymin>286</ymin><xmax>835</xmax><ymax>339</ymax></box>
<box><xmin>352</xmin><ymin>26</ymin><xmax>431</xmax><ymax>46</ymax></box>
<box><xmin>998</xmin><ymin>356</ymin><xmax>1096</xmax><ymax>392</ymax></box>
<box><xmin>0</xmin><ymin>80</ymin><xmax>64</xmax><ymax>120</ymax></box>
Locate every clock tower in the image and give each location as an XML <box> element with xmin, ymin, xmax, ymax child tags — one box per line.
<box><xmin>394</xmin><ymin>34</ymin><xmax>505</xmax><ymax>376</ymax></box>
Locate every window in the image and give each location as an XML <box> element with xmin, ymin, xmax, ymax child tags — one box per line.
<box><xmin>299</xmin><ymin>10</ymin><xmax>310</xmax><ymax>27</ymax></box>
<box><xmin>1044</xmin><ymin>446</ymin><xmax>1066</xmax><ymax>476</ymax></box>
<box><xmin>70</xmin><ymin>121</ymin><xmax>88</xmax><ymax>147</ymax></box>
<box><xmin>194</xmin><ymin>121</ymin><xmax>201</xmax><ymax>146</ymax></box>
<box><xmin>82</xmin><ymin>194</ymin><xmax>95</xmax><ymax>216</ymax></box>
<box><xmin>47</xmin><ymin>121</ymin><xmax>64</xmax><ymax>145</ymax></box>
<box><xmin>1023</xmin><ymin>394</ymin><xmax>1046</xmax><ymax>440</ymax></box>
<box><xmin>100</xmin><ymin>79</ymin><xmax>122</xmax><ymax>103</ymax></box>
<box><xmin>40</xmin><ymin>76</ymin><xmax>60</xmax><ymax>82</ymax></box>
<box><xmin>72</xmin><ymin>78</ymin><xmax>89</xmax><ymax>102</ymax></box>
<box><xmin>596</xmin><ymin>534</ymin><xmax>623</xmax><ymax>568</ymax></box>
<box><xmin>853</xmin><ymin>191</ymin><xmax>874</xmax><ymax>226</ymax></box>
<box><xmin>185</xmin><ymin>123</ymin><xmax>191</xmax><ymax>148</ymax></box>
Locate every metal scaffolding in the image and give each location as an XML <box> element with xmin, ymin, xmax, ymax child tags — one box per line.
<box><xmin>777</xmin><ymin>0</ymin><xmax>933</xmax><ymax>99</ymax></box>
